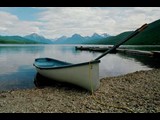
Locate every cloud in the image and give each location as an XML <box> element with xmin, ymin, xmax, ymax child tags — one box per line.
<box><xmin>0</xmin><ymin>11</ymin><xmax>42</xmax><ymax>36</ymax></box>
<box><xmin>37</xmin><ymin>7</ymin><xmax>117</xmax><ymax>38</ymax></box>
<box><xmin>0</xmin><ymin>7</ymin><xmax>160</xmax><ymax>38</ymax></box>
<box><xmin>37</xmin><ymin>7</ymin><xmax>160</xmax><ymax>38</ymax></box>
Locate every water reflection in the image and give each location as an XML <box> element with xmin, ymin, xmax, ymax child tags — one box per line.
<box><xmin>118</xmin><ymin>53</ymin><xmax>160</xmax><ymax>68</ymax></box>
<box><xmin>0</xmin><ymin>44</ymin><xmax>45</xmax><ymax>54</ymax></box>
<box><xmin>0</xmin><ymin>66</ymin><xmax>35</xmax><ymax>91</ymax></box>
<box><xmin>99</xmin><ymin>54</ymin><xmax>151</xmax><ymax>77</ymax></box>
<box><xmin>121</xmin><ymin>45</ymin><xmax>160</xmax><ymax>51</ymax></box>
<box><xmin>0</xmin><ymin>44</ymin><xmax>159</xmax><ymax>91</ymax></box>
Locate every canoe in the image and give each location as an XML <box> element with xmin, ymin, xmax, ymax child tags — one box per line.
<box><xmin>33</xmin><ymin>58</ymin><xmax>101</xmax><ymax>92</ymax></box>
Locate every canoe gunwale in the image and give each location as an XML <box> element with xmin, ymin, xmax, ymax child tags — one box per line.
<box><xmin>33</xmin><ymin>57</ymin><xmax>101</xmax><ymax>70</ymax></box>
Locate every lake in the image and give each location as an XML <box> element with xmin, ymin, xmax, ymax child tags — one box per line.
<box><xmin>0</xmin><ymin>44</ymin><xmax>160</xmax><ymax>91</ymax></box>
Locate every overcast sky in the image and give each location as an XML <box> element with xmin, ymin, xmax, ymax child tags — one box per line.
<box><xmin>0</xmin><ymin>7</ymin><xmax>160</xmax><ymax>39</ymax></box>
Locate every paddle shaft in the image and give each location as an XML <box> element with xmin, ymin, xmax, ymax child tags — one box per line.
<box><xmin>94</xmin><ymin>23</ymin><xmax>148</xmax><ymax>60</ymax></box>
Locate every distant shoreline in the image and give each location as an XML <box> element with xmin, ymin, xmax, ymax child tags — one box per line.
<box><xmin>0</xmin><ymin>68</ymin><xmax>160</xmax><ymax>113</ymax></box>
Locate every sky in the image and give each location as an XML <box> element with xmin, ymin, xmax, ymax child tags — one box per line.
<box><xmin>0</xmin><ymin>7</ymin><xmax>160</xmax><ymax>39</ymax></box>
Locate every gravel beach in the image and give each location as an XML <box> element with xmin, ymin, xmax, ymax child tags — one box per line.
<box><xmin>0</xmin><ymin>69</ymin><xmax>160</xmax><ymax>113</ymax></box>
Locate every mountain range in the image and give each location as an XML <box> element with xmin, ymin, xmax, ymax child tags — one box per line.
<box><xmin>53</xmin><ymin>33</ymin><xmax>110</xmax><ymax>44</ymax></box>
<box><xmin>0</xmin><ymin>19</ymin><xmax>160</xmax><ymax>45</ymax></box>
<box><xmin>0</xmin><ymin>32</ymin><xmax>110</xmax><ymax>44</ymax></box>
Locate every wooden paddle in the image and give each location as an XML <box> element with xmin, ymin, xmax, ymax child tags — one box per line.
<box><xmin>94</xmin><ymin>23</ymin><xmax>148</xmax><ymax>60</ymax></box>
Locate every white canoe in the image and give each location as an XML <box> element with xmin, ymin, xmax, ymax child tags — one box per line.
<box><xmin>33</xmin><ymin>58</ymin><xmax>101</xmax><ymax>92</ymax></box>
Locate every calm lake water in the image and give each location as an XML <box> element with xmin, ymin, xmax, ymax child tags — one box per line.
<box><xmin>0</xmin><ymin>44</ymin><xmax>160</xmax><ymax>91</ymax></box>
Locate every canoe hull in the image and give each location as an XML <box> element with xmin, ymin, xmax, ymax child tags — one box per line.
<box><xmin>33</xmin><ymin>58</ymin><xmax>100</xmax><ymax>92</ymax></box>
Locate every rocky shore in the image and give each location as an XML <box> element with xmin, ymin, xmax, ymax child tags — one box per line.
<box><xmin>0</xmin><ymin>69</ymin><xmax>160</xmax><ymax>113</ymax></box>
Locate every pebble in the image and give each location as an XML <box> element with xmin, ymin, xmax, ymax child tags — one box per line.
<box><xmin>0</xmin><ymin>69</ymin><xmax>160</xmax><ymax>113</ymax></box>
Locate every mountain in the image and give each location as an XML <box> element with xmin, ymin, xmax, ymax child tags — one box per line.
<box><xmin>53</xmin><ymin>33</ymin><xmax>110</xmax><ymax>44</ymax></box>
<box><xmin>101</xmin><ymin>33</ymin><xmax>110</xmax><ymax>38</ymax></box>
<box><xmin>0</xmin><ymin>33</ymin><xmax>53</xmax><ymax>44</ymax></box>
<box><xmin>0</xmin><ymin>35</ymin><xmax>39</xmax><ymax>44</ymax></box>
<box><xmin>91</xmin><ymin>33</ymin><xmax>103</xmax><ymax>40</ymax></box>
<box><xmin>123</xmin><ymin>19</ymin><xmax>160</xmax><ymax>45</ymax></box>
<box><xmin>52</xmin><ymin>34</ymin><xmax>85</xmax><ymax>44</ymax></box>
<box><xmin>92</xmin><ymin>31</ymin><xmax>132</xmax><ymax>45</ymax></box>
<box><xmin>24</xmin><ymin>33</ymin><xmax>53</xmax><ymax>44</ymax></box>
<box><xmin>66</xmin><ymin>34</ymin><xmax>86</xmax><ymax>44</ymax></box>
<box><xmin>86</xmin><ymin>19</ymin><xmax>160</xmax><ymax>45</ymax></box>
<box><xmin>83</xmin><ymin>33</ymin><xmax>111</xmax><ymax>44</ymax></box>
<box><xmin>53</xmin><ymin>36</ymin><xmax>68</xmax><ymax>44</ymax></box>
